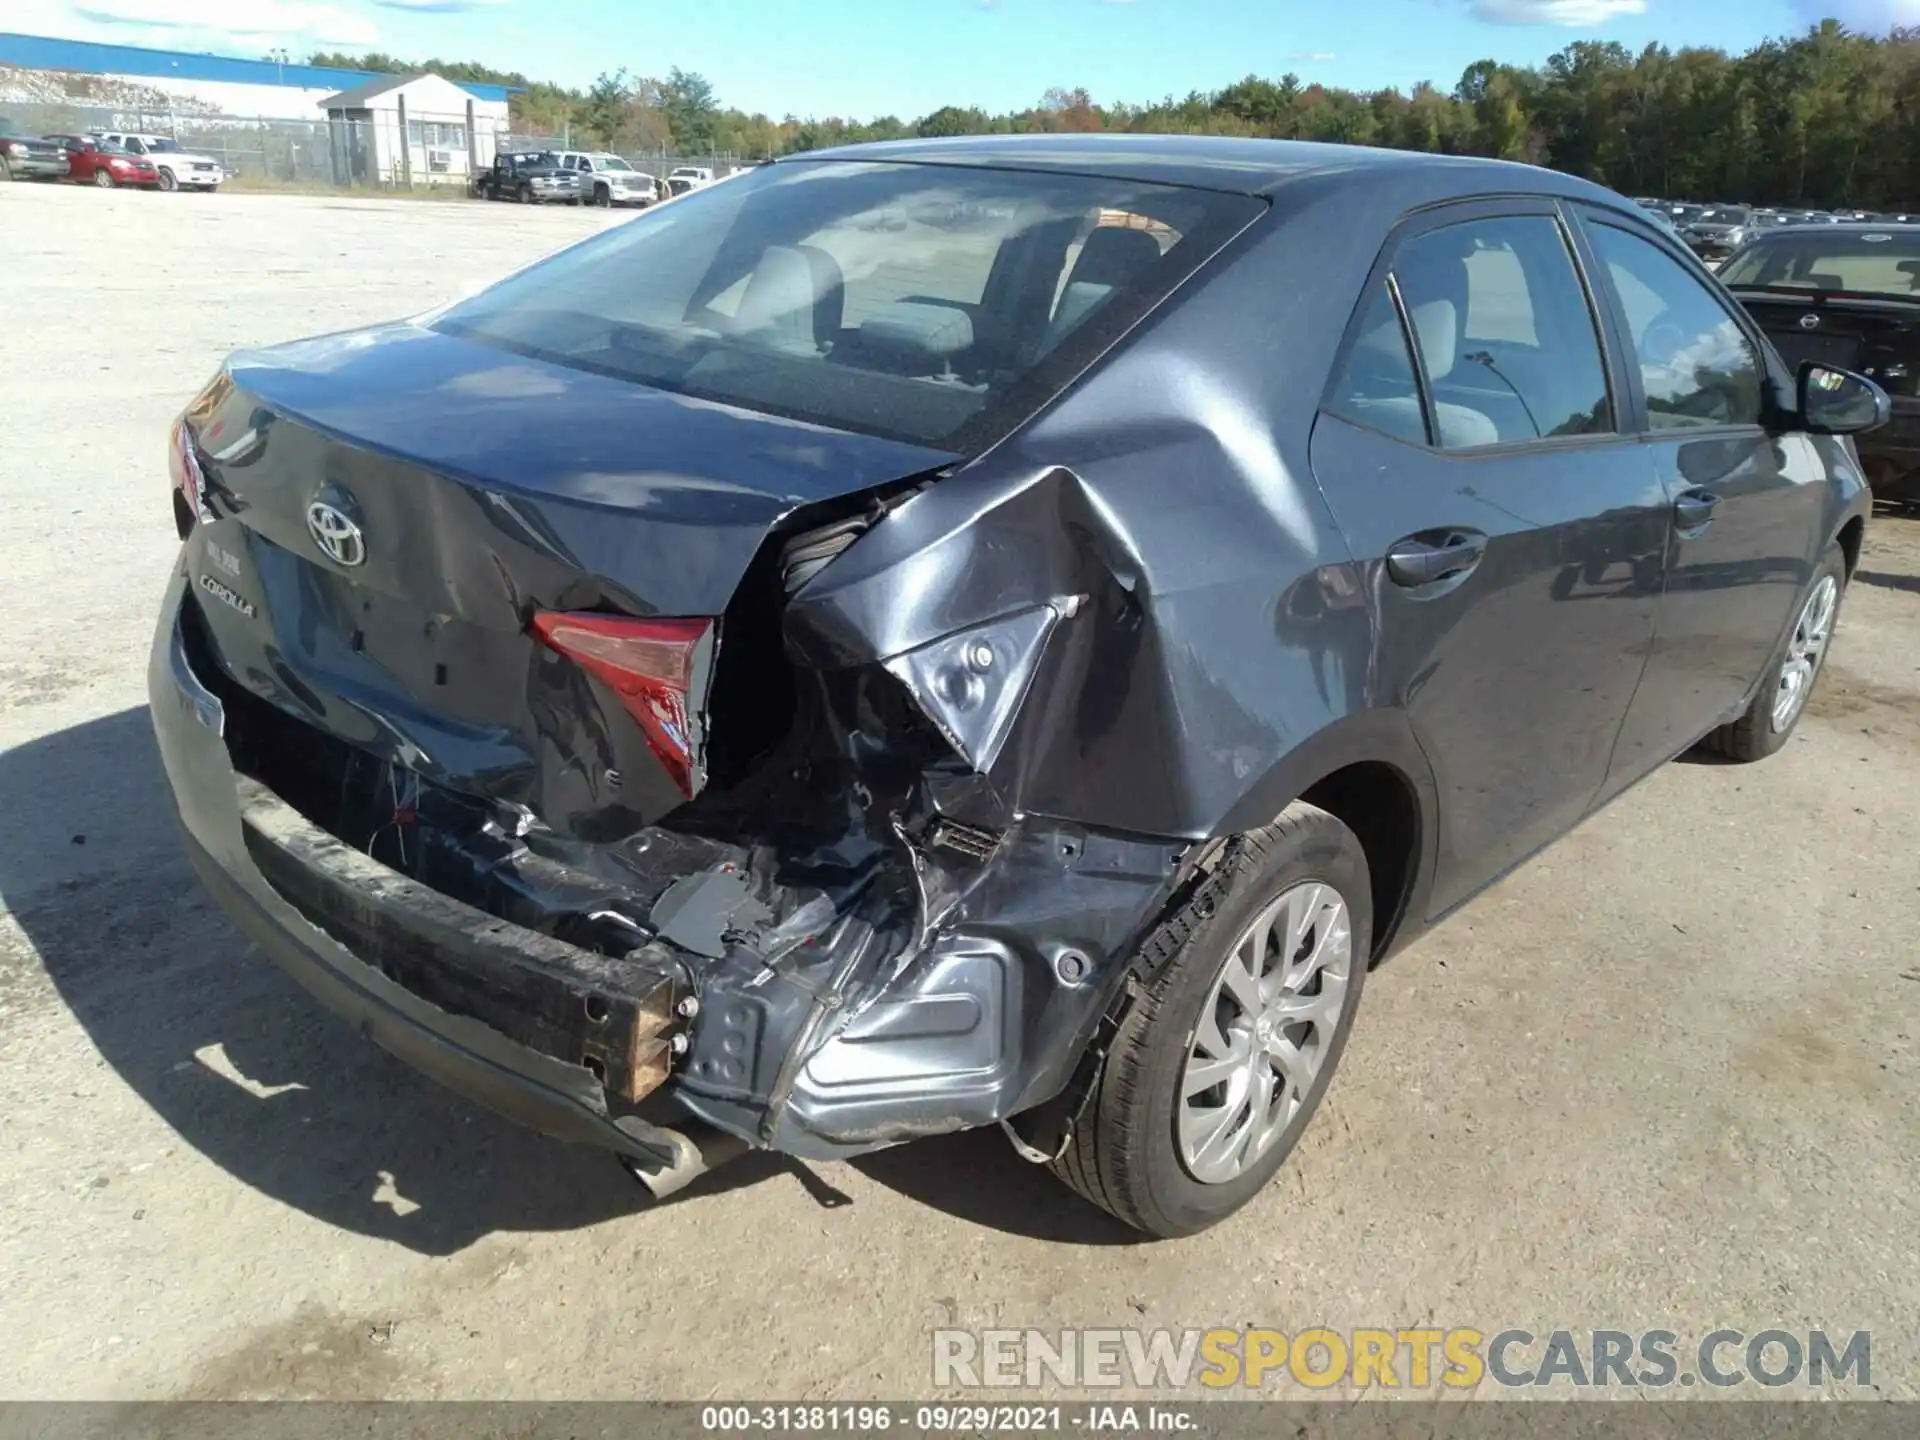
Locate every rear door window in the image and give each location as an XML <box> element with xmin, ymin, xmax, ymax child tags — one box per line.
<box><xmin>1588</xmin><ymin>225</ymin><xmax>1764</xmax><ymax>429</ymax></box>
<box><xmin>1324</xmin><ymin>281</ymin><xmax>1429</xmax><ymax>447</ymax></box>
<box><xmin>1389</xmin><ymin>216</ymin><xmax>1613</xmax><ymax>449</ymax></box>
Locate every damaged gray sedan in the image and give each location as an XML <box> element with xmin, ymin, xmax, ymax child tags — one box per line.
<box><xmin>150</xmin><ymin>135</ymin><xmax>1876</xmax><ymax>1235</ymax></box>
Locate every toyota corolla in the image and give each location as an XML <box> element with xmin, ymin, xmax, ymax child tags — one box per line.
<box><xmin>149</xmin><ymin>136</ymin><xmax>1881</xmax><ymax>1236</ymax></box>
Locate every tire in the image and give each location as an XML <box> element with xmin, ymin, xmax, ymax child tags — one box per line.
<box><xmin>594</xmin><ymin>185</ymin><xmax>611</xmax><ymax>208</ymax></box>
<box><xmin>0</xmin><ymin>157</ymin><xmax>12</xmax><ymax>182</ymax></box>
<box><xmin>157</xmin><ymin>167</ymin><xmax>178</xmax><ymax>192</ymax></box>
<box><xmin>518</xmin><ymin>182</ymin><xmax>533</xmax><ymax>204</ymax></box>
<box><xmin>1049</xmin><ymin>803</ymin><xmax>1372</xmax><ymax>1237</ymax></box>
<box><xmin>1705</xmin><ymin>543</ymin><xmax>1847</xmax><ymax>763</ymax></box>
<box><xmin>93</xmin><ymin>168</ymin><xmax>115</xmax><ymax>188</ymax></box>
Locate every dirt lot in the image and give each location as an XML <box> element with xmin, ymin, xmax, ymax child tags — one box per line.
<box><xmin>2</xmin><ymin>183</ymin><xmax>1918</xmax><ymax>1402</ymax></box>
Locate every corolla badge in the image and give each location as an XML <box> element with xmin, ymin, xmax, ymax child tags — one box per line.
<box><xmin>305</xmin><ymin>494</ymin><xmax>366</xmax><ymax>567</ymax></box>
<box><xmin>1799</xmin><ymin>313</ymin><xmax>1822</xmax><ymax>330</ymax></box>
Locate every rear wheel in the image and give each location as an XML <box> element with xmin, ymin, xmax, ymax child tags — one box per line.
<box><xmin>1706</xmin><ymin>543</ymin><xmax>1846</xmax><ymax>763</ymax></box>
<box><xmin>1049</xmin><ymin>804</ymin><xmax>1371</xmax><ymax>1237</ymax></box>
<box><xmin>157</xmin><ymin>167</ymin><xmax>178</xmax><ymax>192</ymax></box>
<box><xmin>93</xmin><ymin>168</ymin><xmax>115</xmax><ymax>188</ymax></box>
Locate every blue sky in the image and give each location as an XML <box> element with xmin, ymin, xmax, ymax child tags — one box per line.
<box><xmin>11</xmin><ymin>0</ymin><xmax>1920</xmax><ymax>116</ymax></box>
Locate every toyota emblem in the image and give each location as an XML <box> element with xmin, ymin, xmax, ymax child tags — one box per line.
<box><xmin>1799</xmin><ymin>313</ymin><xmax>1821</xmax><ymax>330</ymax></box>
<box><xmin>305</xmin><ymin>495</ymin><xmax>366</xmax><ymax>567</ymax></box>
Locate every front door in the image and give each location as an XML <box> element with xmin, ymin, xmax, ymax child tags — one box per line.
<box><xmin>1311</xmin><ymin>200</ymin><xmax>1670</xmax><ymax>917</ymax></box>
<box><xmin>1577</xmin><ymin>218</ymin><xmax>1827</xmax><ymax>794</ymax></box>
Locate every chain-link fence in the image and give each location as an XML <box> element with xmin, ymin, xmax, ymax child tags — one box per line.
<box><xmin>498</xmin><ymin>136</ymin><xmax>750</xmax><ymax>185</ymax></box>
<box><xmin>5</xmin><ymin>100</ymin><xmax>751</xmax><ymax>192</ymax></box>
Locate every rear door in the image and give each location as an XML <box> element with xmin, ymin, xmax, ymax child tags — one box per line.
<box><xmin>1311</xmin><ymin>199</ymin><xmax>1671</xmax><ymax>917</ymax></box>
<box><xmin>1575</xmin><ymin>214</ymin><xmax>1825</xmax><ymax>793</ymax></box>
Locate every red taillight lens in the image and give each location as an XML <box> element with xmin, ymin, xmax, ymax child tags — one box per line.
<box><xmin>531</xmin><ymin>612</ymin><xmax>712</xmax><ymax>798</ymax></box>
<box><xmin>169</xmin><ymin>415</ymin><xmax>208</xmax><ymax>534</ymax></box>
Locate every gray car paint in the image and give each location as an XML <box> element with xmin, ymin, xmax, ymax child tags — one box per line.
<box><xmin>149</xmin><ymin>135</ymin><xmax>1875</xmax><ymax>1169</ymax></box>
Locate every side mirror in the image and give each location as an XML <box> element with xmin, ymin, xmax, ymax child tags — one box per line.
<box><xmin>1798</xmin><ymin>362</ymin><xmax>1890</xmax><ymax>435</ymax></box>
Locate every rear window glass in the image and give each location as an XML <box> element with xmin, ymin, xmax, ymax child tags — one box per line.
<box><xmin>1719</xmin><ymin>232</ymin><xmax>1920</xmax><ymax>299</ymax></box>
<box><xmin>433</xmin><ymin>160</ymin><xmax>1262</xmax><ymax>448</ymax></box>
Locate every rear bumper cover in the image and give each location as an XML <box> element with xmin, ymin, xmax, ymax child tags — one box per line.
<box><xmin>150</xmin><ymin>567</ymin><xmax>1185</xmax><ymax>1161</ymax></box>
<box><xmin>147</xmin><ymin>570</ymin><xmax>690</xmax><ymax>1170</ymax></box>
<box><xmin>1859</xmin><ymin>401</ymin><xmax>1920</xmax><ymax>495</ymax></box>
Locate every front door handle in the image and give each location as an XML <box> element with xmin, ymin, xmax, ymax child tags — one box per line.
<box><xmin>1385</xmin><ymin>530</ymin><xmax>1488</xmax><ymax>588</ymax></box>
<box><xmin>1674</xmin><ymin>488</ymin><xmax>1719</xmax><ymax>531</ymax></box>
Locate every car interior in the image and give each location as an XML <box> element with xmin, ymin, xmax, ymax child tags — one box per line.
<box><xmin>612</xmin><ymin>201</ymin><xmax>1187</xmax><ymax>442</ymax></box>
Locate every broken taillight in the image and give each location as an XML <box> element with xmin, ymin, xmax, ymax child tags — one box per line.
<box><xmin>531</xmin><ymin>612</ymin><xmax>712</xmax><ymax>798</ymax></box>
<box><xmin>168</xmin><ymin>415</ymin><xmax>209</xmax><ymax>537</ymax></box>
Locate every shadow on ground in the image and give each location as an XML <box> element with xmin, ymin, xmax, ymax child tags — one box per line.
<box><xmin>0</xmin><ymin>707</ymin><xmax>1136</xmax><ymax>1252</ymax></box>
<box><xmin>1854</xmin><ymin>569</ymin><xmax>1920</xmax><ymax>596</ymax></box>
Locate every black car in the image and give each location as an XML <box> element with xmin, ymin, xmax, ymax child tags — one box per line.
<box><xmin>0</xmin><ymin>117</ymin><xmax>70</xmax><ymax>181</ymax></box>
<box><xmin>1721</xmin><ymin>222</ymin><xmax>1920</xmax><ymax>504</ymax></box>
<box><xmin>477</xmin><ymin>150</ymin><xmax>583</xmax><ymax>204</ymax></box>
<box><xmin>150</xmin><ymin>136</ymin><xmax>1882</xmax><ymax>1237</ymax></box>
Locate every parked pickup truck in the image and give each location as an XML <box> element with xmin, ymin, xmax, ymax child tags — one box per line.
<box><xmin>0</xmin><ymin>118</ymin><xmax>70</xmax><ymax>181</ymax></box>
<box><xmin>553</xmin><ymin>151</ymin><xmax>658</xmax><ymax>208</ymax></box>
<box><xmin>91</xmin><ymin>132</ymin><xmax>225</xmax><ymax>191</ymax></box>
<box><xmin>475</xmin><ymin>151</ymin><xmax>583</xmax><ymax>205</ymax></box>
<box><xmin>665</xmin><ymin>165</ymin><xmax>716</xmax><ymax>197</ymax></box>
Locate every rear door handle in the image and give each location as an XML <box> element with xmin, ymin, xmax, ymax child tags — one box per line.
<box><xmin>1674</xmin><ymin>488</ymin><xmax>1719</xmax><ymax>531</ymax></box>
<box><xmin>1385</xmin><ymin>530</ymin><xmax>1488</xmax><ymax>589</ymax></box>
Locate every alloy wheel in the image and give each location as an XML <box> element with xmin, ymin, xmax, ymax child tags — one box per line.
<box><xmin>1771</xmin><ymin>574</ymin><xmax>1838</xmax><ymax>733</ymax></box>
<box><xmin>1177</xmin><ymin>880</ymin><xmax>1353</xmax><ymax>1185</ymax></box>
<box><xmin>94</xmin><ymin>168</ymin><xmax>114</xmax><ymax>188</ymax></box>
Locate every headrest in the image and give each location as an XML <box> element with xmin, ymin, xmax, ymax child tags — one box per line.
<box><xmin>1407</xmin><ymin>299</ymin><xmax>1458</xmax><ymax>381</ymax></box>
<box><xmin>1068</xmin><ymin>226</ymin><xmax>1163</xmax><ymax>290</ymax></box>
<box><xmin>734</xmin><ymin>245</ymin><xmax>842</xmax><ymax>341</ymax></box>
<box><xmin>858</xmin><ymin>300</ymin><xmax>974</xmax><ymax>361</ymax></box>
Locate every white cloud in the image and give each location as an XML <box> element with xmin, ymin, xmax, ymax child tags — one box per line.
<box><xmin>13</xmin><ymin>0</ymin><xmax>382</xmax><ymax>49</ymax></box>
<box><xmin>1789</xmin><ymin>0</ymin><xmax>1920</xmax><ymax>31</ymax></box>
<box><xmin>373</xmin><ymin>0</ymin><xmax>510</xmax><ymax>11</ymax></box>
<box><xmin>1468</xmin><ymin>0</ymin><xmax>1646</xmax><ymax>23</ymax></box>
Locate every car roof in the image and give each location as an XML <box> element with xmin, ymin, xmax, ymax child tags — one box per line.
<box><xmin>1757</xmin><ymin>221</ymin><xmax>1920</xmax><ymax>235</ymax></box>
<box><xmin>788</xmin><ymin>133</ymin><xmax>1629</xmax><ymax>205</ymax></box>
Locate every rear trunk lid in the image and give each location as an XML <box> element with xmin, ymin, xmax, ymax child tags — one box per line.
<box><xmin>1734</xmin><ymin>289</ymin><xmax>1920</xmax><ymax>397</ymax></box>
<box><xmin>181</xmin><ymin>322</ymin><xmax>952</xmax><ymax>835</ymax></box>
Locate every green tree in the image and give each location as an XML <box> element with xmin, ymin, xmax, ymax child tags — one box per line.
<box><xmin>915</xmin><ymin>105</ymin><xmax>991</xmax><ymax>137</ymax></box>
<box><xmin>661</xmin><ymin>67</ymin><xmax>720</xmax><ymax>152</ymax></box>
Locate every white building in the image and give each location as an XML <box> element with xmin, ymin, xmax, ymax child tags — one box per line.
<box><xmin>320</xmin><ymin>72</ymin><xmax>505</xmax><ymax>187</ymax></box>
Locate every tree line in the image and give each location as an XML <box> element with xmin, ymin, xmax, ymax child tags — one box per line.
<box><xmin>312</xmin><ymin>20</ymin><xmax>1920</xmax><ymax>207</ymax></box>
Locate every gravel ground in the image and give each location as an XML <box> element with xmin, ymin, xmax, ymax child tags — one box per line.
<box><xmin>2</xmin><ymin>183</ymin><xmax>1917</xmax><ymax>1402</ymax></box>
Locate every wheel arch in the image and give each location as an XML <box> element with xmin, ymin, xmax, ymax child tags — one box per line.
<box><xmin>1215</xmin><ymin>708</ymin><xmax>1439</xmax><ymax>964</ymax></box>
<box><xmin>1836</xmin><ymin>512</ymin><xmax>1865</xmax><ymax>577</ymax></box>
